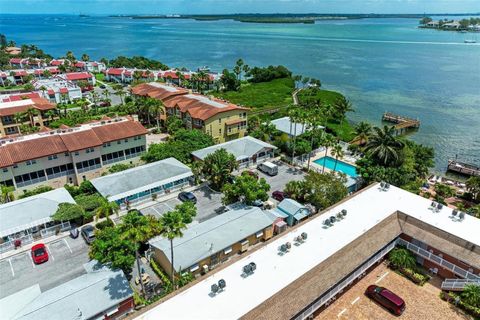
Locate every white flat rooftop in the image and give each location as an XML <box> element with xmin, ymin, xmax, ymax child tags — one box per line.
<box><xmin>136</xmin><ymin>183</ymin><xmax>480</xmax><ymax>320</ymax></box>
<box><xmin>0</xmin><ymin>99</ymin><xmax>34</xmax><ymax>109</ymax></box>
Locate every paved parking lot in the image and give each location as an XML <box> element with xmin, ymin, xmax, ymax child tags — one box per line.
<box><xmin>0</xmin><ymin>236</ymin><xmax>91</xmax><ymax>299</ymax></box>
<box><xmin>142</xmin><ymin>186</ymin><xmax>224</xmax><ymax>223</ymax></box>
<box><xmin>246</xmin><ymin>160</ymin><xmax>306</xmax><ymax>196</ymax></box>
<box><xmin>314</xmin><ymin>263</ymin><xmax>470</xmax><ymax>320</ymax></box>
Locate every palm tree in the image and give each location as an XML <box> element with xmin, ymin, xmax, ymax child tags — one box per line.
<box><xmin>305</xmin><ymin>103</ymin><xmax>325</xmax><ymax>170</ymax></box>
<box><xmin>461</xmin><ymin>284</ymin><xmax>480</xmax><ymax>307</ymax></box>
<box><xmin>388</xmin><ymin>248</ymin><xmax>416</xmax><ymax>269</ymax></box>
<box><xmin>160</xmin><ymin>210</ymin><xmax>187</xmax><ymax>286</ymax></box>
<box><xmin>353</xmin><ymin>121</ymin><xmax>372</xmax><ymax>145</ymax></box>
<box><xmin>466</xmin><ymin>176</ymin><xmax>480</xmax><ymax>202</ymax></box>
<box><xmin>0</xmin><ymin>185</ymin><xmax>15</xmax><ymax>204</ymax></box>
<box><xmin>113</xmin><ymin>84</ymin><xmax>125</xmax><ymax>105</ymax></box>
<box><xmin>333</xmin><ymin>96</ymin><xmax>354</xmax><ymax>124</ymax></box>
<box><xmin>321</xmin><ymin>134</ymin><xmax>335</xmax><ymax>173</ymax></box>
<box><xmin>95</xmin><ymin>199</ymin><xmax>120</xmax><ymax>221</ymax></box>
<box><xmin>202</xmin><ymin>149</ymin><xmax>238</xmax><ymax>191</ymax></box>
<box><xmin>25</xmin><ymin>107</ymin><xmax>38</xmax><ymax>127</ymax></box>
<box><xmin>81</xmin><ymin>53</ymin><xmax>90</xmax><ymax>62</ymax></box>
<box><xmin>118</xmin><ymin>210</ymin><xmax>162</xmax><ymax>297</ymax></box>
<box><xmin>364</xmin><ymin>126</ymin><xmax>405</xmax><ymax>166</ymax></box>
<box><xmin>147</xmin><ymin>98</ymin><xmax>165</xmax><ymax>131</ymax></box>
<box><xmin>330</xmin><ymin>143</ymin><xmax>344</xmax><ymax>172</ymax></box>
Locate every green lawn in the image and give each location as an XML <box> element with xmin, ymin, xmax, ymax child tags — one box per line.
<box><xmin>94</xmin><ymin>73</ymin><xmax>105</xmax><ymax>81</ymax></box>
<box><xmin>213</xmin><ymin>78</ymin><xmax>295</xmax><ymax>110</ymax></box>
<box><xmin>0</xmin><ymin>85</ymin><xmax>25</xmax><ymax>92</ymax></box>
<box><xmin>297</xmin><ymin>88</ymin><xmax>344</xmax><ymax>106</ymax></box>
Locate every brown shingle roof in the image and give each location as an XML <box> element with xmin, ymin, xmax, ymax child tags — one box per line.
<box><xmin>91</xmin><ymin>120</ymin><xmax>148</xmax><ymax>143</ymax></box>
<box><xmin>131</xmin><ymin>83</ymin><xmax>188</xmax><ymax>101</ymax></box>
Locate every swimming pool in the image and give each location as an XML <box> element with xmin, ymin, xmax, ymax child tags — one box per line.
<box><xmin>313</xmin><ymin>156</ymin><xmax>358</xmax><ymax>177</ymax></box>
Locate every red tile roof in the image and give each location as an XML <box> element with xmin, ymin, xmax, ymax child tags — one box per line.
<box><xmin>162</xmin><ymin>71</ymin><xmax>179</xmax><ymax>79</ymax></box>
<box><xmin>14</xmin><ymin>71</ymin><xmax>28</xmax><ymax>77</ymax></box>
<box><xmin>2</xmin><ymin>92</ymin><xmax>41</xmax><ymax>102</ymax></box>
<box><xmin>50</xmin><ymin>60</ymin><xmax>62</xmax><ymax>66</ymax></box>
<box><xmin>74</xmin><ymin>61</ymin><xmax>86</xmax><ymax>67</ymax></box>
<box><xmin>65</xmin><ymin>72</ymin><xmax>92</xmax><ymax>81</ymax></box>
<box><xmin>91</xmin><ymin>120</ymin><xmax>148</xmax><ymax>143</ymax></box>
<box><xmin>0</xmin><ymin>119</ymin><xmax>147</xmax><ymax>167</ymax></box>
<box><xmin>106</xmin><ymin>68</ymin><xmax>124</xmax><ymax>75</ymax></box>
<box><xmin>0</xmin><ymin>98</ymin><xmax>56</xmax><ymax>116</ymax></box>
<box><xmin>59</xmin><ymin>88</ymin><xmax>68</xmax><ymax>94</ymax></box>
<box><xmin>10</xmin><ymin>58</ymin><xmax>22</xmax><ymax>64</ymax></box>
<box><xmin>47</xmin><ymin>89</ymin><xmax>55</xmax><ymax>95</ymax></box>
<box><xmin>131</xmin><ymin>83</ymin><xmax>188</xmax><ymax>101</ymax></box>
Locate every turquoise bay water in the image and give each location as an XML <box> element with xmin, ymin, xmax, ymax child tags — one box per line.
<box><xmin>314</xmin><ymin>156</ymin><xmax>358</xmax><ymax>177</ymax></box>
<box><xmin>1</xmin><ymin>15</ymin><xmax>479</xmax><ymax>171</ymax></box>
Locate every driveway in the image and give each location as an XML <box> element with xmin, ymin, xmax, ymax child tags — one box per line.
<box><xmin>239</xmin><ymin>160</ymin><xmax>306</xmax><ymax>197</ymax></box>
<box><xmin>141</xmin><ymin>186</ymin><xmax>224</xmax><ymax>223</ymax></box>
<box><xmin>0</xmin><ymin>236</ymin><xmax>91</xmax><ymax>299</ymax></box>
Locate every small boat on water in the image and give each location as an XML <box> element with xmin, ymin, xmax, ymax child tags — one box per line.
<box><xmin>464</xmin><ymin>39</ymin><xmax>477</xmax><ymax>43</ymax></box>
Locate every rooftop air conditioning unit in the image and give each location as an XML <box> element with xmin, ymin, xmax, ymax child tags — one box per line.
<box><xmin>459</xmin><ymin>212</ymin><xmax>465</xmax><ymax>221</ymax></box>
<box><xmin>341</xmin><ymin>209</ymin><xmax>347</xmax><ymax>217</ymax></box>
<box><xmin>452</xmin><ymin>209</ymin><xmax>458</xmax><ymax>217</ymax></box>
<box><xmin>437</xmin><ymin>203</ymin><xmax>443</xmax><ymax>211</ymax></box>
<box><xmin>301</xmin><ymin>232</ymin><xmax>307</xmax><ymax>240</ymax></box>
<box><xmin>211</xmin><ymin>283</ymin><xmax>219</xmax><ymax>294</ymax></box>
<box><xmin>218</xmin><ymin>279</ymin><xmax>226</xmax><ymax>289</ymax></box>
<box><xmin>329</xmin><ymin>216</ymin><xmax>336</xmax><ymax>224</ymax></box>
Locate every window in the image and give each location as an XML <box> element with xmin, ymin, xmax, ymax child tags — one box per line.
<box><xmin>46</xmin><ymin>163</ymin><xmax>74</xmax><ymax>179</ymax></box>
<box><xmin>64</xmin><ymin>152</ymin><xmax>69</xmax><ymax>157</ymax></box>
<box><xmin>74</xmin><ymin>151</ymin><xmax>79</xmax><ymax>156</ymax></box>
<box><xmin>117</xmin><ymin>140</ymin><xmax>121</xmax><ymax>145</ymax></box>
<box><xmin>26</xmin><ymin>160</ymin><xmax>36</xmax><ymax>165</ymax></box>
<box><xmin>86</xmin><ymin>147</ymin><xmax>95</xmax><ymax>153</ymax></box>
<box><xmin>124</xmin><ymin>139</ymin><xmax>128</xmax><ymax>143</ymax></box>
<box><xmin>218</xmin><ymin>119</ymin><xmax>221</xmax><ymax>124</ymax></box>
<box><xmin>14</xmin><ymin>170</ymin><xmax>46</xmax><ymax>187</ymax></box>
<box><xmin>13</xmin><ymin>164</ymin><xmax>18</xmax><ymax>168</ymax></box>
<box><xmin>48</xmin><ymin>155</ymin><xmax>58</xmax><ymax>160</ymax></box>
<box><xmin>75</xmin><ymin>158</ymin><xmax>101</xmax><ymax>173</ymax></box>
<box><xmin>6</xmin><ymin>127</ymin><xmax>17</xmax><ymax>134</ymax></box>
<box><xmin>219</xmin><ymin>128</ymin><xmax>222</xmax><ymax>134</ymax></box>
<box><xmin>101</xmin><ymin>150</ymin><xmax>125</xmax><ymax>164</ymax></box>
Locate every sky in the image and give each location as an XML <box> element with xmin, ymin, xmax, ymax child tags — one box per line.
<box><xmin>1</xmin><ymin>0</ymin><xmax>479</xmax><ymax>15</ymax></box>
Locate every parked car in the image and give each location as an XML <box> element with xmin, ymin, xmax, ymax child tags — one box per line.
<box><xmin>365</xmin><ymin>285</ymin><xmax>406</xmax><ymax>316</ymax></box>
<box><xmin>257</xmin><ymin>161</ymin><xmax>278</xmax><ymax>176</ymax></box>
<box><xmin>215</xmin><ymin>205</ymin><xmax>229</xmax><ymax>214</ymax></box>
<box><xmin>31</xmin><ymin>244</ymin><xmax>49</xmax><ymax>264</ymax></box>
<box><xmin>99</xmin><ymin>84</ymin><xmax>106</xmax><ymax>89</ymax></box>
<box><xmin>98</xmin><ymin>101</ymin><xmax>110</xmax><ymax>107</ymax></box>
<box><xmin>272</xmin><ymin>190</ymin><xmax>286</xmax><ymax>202</ymax></box>
<box><xmin>178</xmin><ymin>191</ymin><xmax>197</xmax><ymax>204</ymax></box>
<box><xmin>81</xmin><ymin>225</ymin><xmax>96</xmax><ymax>244</ymax></box>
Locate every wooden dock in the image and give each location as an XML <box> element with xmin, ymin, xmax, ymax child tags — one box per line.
<box><xmin>382</xmin><ymin>112</ymin><xmax>420</xmax><ymax>135</ymax></box>
<box><xmin>447</xmin><ymin>160</ymin><xmax>480</xmax><ymax>177</ymax></box>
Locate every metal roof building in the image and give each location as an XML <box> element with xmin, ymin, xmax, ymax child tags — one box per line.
<box><xmin>149</xmin><ymin>205</ymin><xmax>275</xmax><ymax>272</ymax></box>
<box><xmin>0</xmin><ymin>262</ymin><xmax>133</xmax><ymax>320</ymax></box>
<box><xmin>0</xmin><ymin>188</ymin><xmax>75</xmax><ymax>238</ymax></box>
<box><xmin>136</xmin><ymin>183</ymin><xmax>480</xmax><ymax>320</ymax></box>
<box><xmin>271</xmin><ymin>116</ymin><xmax>323</xmax><ymax>137</ymax></box>
<box><xmin>191</xmin><ymin>136</ymin><xmax>276</xmax><ymax>166</ymax></box>
<box><xmin>90</xmin><ymin>157</ymin><xmax>194</xmax><ymax>204</ymax></box>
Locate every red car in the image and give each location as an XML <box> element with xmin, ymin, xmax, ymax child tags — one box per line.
<box><xmin>243</xmin><ymin>170</ymin><xmax>258</xmax><ymax>179</ymax></box>
<box><xmin>272</xmin><ymin>191</ymin><xmax>286</xmax><ymax>202</ymax></box>
<box><xmin>365</xmin><ymin>285</ymin><xmax>405</xmax><ymax>316</ymax></box>
<box><xmin>31</xmin><ymin>244</ymin><xmax>49</xmax><ymax>264</ymax></box>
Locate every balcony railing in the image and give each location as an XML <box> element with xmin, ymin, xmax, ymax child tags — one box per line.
<box><xmin>397</xmin><ymin>238</ymin><xmax>479</xmax><ymax>280</ymax></box>
<box><xmin>441</xmin><ymin>278</ymin><xmax>480</xmax><ymax>291</ymax></box>
<box><xmin>77</xmin><ymin>164</ymin><xmax>101</xmax><ymax>174</ymax></box>
<box><xmin>16</xmin><ymin>176</ymin><xmax>47</xmax><ymax>188</ymax></box>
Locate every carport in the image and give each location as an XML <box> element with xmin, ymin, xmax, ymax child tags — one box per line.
<box><xmin>0</xmin><ymin>188</ymin><xmax>74</xmax><ymax>253</ymax></box>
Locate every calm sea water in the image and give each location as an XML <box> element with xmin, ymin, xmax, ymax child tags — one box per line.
<box><xmin>1</xmin><ymin>15</ymin><xmax>479</xmax><ymax>171</ymax></box>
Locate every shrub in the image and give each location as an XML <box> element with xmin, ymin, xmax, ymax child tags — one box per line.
<box><xmin>18</xmin><ymin>186</ymin><xmax>54</xmax><ymax>199</ymax></box>
<box><xmin>150</xmin><ymin>258</ymin><xmax>172</xmax><ymax>293</ymax></box>
<box><xmin>441</xmin><ymin>291</ymin><xmax>480</xmax><ymax>318</ymax></box>
<box><xmin>74</xmin><ymin>194</ymin><xmax>105</xmax><ymax>212</ymax></box>
<box><xmin>96</xmin><ymin>218</ymin><xmax>115</xmax><ymax>230</ymax></box>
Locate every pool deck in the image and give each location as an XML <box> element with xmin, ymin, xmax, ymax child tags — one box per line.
<box><xmin>309</xmin><ymin>148</ymin><xmax>359</xmax><ymax>176</ymax></box>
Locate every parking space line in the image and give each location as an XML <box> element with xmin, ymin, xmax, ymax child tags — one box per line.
<box><xmin>337</xmin><ymin>308</ymin><xmax>347</xmax><ymax>317</ymax></box>
<box><xmin>351</xmin><ymin>296</ymin><xmax>360</xmax><ymax>305</ymax></box>
<box><xmin>28</xmin><ymin>252</ymin><xmax>36</xmax><ymax>268</ymax></box>
<box><xmin>151</xmin><ymin>206</ymin><xmax>163</xmax><ymax>216</ymax></box>
<box><xmin>8</xmin><ymin>259</ymin><xmax>14</xmax><ymax>277</ymax></box>
<box><xmin>46</xmin><ymin>245</ymin><xmax>55</xmax><ymax>261</ymax></box>
<box><xmin>164</xmin><ymin>202</ymin><xmax>174</xmax><ymax>210</ymax></box>
<box><xmin>63</xmin><ymin>238</ymin><xmax>73</xmax><ymax>254</ymax></box>
<box><xmin>375</xmin><ymin>271</ymin><xmax>389</xmax><ymax>284</ymax></box>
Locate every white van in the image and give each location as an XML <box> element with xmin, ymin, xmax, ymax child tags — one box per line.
<box><xmin>257</xmin><ymin>161</ymin><xmax>278</xmax><ymax>176</ymax></box>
